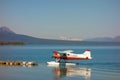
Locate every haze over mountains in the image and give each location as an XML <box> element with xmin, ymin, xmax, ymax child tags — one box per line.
<box><xmin>0</xmin><ymin>26</ymin><xmax>120</xmax><ymax>44</ymax></box>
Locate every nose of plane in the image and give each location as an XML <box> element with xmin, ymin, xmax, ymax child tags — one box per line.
<box><xmin>53</xmin><ymin>51</ymin><xmax>58</xmax><ymax>55</ymax></box>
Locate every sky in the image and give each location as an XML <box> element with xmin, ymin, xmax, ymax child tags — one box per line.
<box><xmin>0</xmin><ymin>0</ymin><xmax>120</xmax><ymax>40</ymax></box>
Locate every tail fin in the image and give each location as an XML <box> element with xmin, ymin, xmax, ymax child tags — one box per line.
<box><xmin>84</xmin><ymin>49</ymin><xmax>92</xmax><ymax>59</ymax></box>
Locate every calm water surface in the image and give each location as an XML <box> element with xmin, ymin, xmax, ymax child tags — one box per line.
<box><xmin>0</xmin><ymin>44</ymin><xmax>120</xmax><ymax>80</ymax></box>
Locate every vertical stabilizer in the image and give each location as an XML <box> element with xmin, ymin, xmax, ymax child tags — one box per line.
<box><xmin>84</xmin><ymin>50</ymin><xmax>92</xmax><ymax>59</ymax></box>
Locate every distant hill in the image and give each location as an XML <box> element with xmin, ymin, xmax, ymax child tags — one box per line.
<box><xmin>85</xmin><ymin>37</ymin><xmax>113</xmax><ymax>42</ymax></box>
<box><xmin>0</xmin><ymin>26</ymin><xmax>120</xmax><ymax>44</ymax></box>
<box><xmin>113</xmin><ymin>36</ymin><xmax>120</xmax><ymax>42</ymax></box>
<box><xmin>85</xmin><ymin>36</ymin><xmax>120</xmax><ymax>42</ymax></box>
<box><xmin>0</xmin><ymin>26</ymin><xmax>84</xmax><ymax>44</ymax></box>
<box><xmin>0</xmin><ymin>26</ymin><xmax>15</xmax><ymax>34</ymax></box>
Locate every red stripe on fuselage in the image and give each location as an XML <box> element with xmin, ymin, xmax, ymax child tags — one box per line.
<box><xmin>53</xmin><ymin>56</ymin><xmax>89</xmax><ymax>60</ymax></box>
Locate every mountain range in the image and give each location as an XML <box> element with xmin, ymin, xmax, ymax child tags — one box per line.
<box><xmin>85</xmin><ymin>36</ymin><xmax>120</xmax><ymax>42</ymax></box>
<box><xmin>0</xmin><ymin>26</ymin><xmax>120</xmax><ymax>44</ymax></box>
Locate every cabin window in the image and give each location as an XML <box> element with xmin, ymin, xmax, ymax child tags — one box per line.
<box><xmin>67</xmin><ymin>54</ymin><xmax>70</xmax><ymax>56</ymax></box>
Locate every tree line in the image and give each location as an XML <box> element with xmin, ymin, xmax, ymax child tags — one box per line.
<box><xmin>0</xmin><ymin>42</ymin><xmax>25</xmax><ymax>45</ymax></box>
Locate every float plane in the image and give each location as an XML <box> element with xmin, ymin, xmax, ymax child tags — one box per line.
<box><xmin>52</xmin><ymin>49</ymin><xmax>92</xmax><ymax>61</ymax></box>
<box><xmin>47</xmin><ymin>50</ymin><xmax>92</xmax><ymax>65</ymax></box>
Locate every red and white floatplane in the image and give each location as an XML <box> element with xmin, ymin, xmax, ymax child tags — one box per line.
<box><xmin>47</xmin><ymin>49</ymin><xmax>92</xmax><ymax>66</ymax></box>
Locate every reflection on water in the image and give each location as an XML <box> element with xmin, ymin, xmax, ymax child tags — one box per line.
<box><xmin>48</xmin><ymin>63</ymin><xmax>91</xmax><ymax>80</ymax></box>
<box><xmin>0</xmin><ymin>64</ymin><xmax>38</xmax><ymax>68</ymax></box>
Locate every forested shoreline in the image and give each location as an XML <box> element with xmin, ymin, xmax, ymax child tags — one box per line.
<box><xmin>0</xmin><ymin>42</ymin><xmax>25</xmax><ymax>45</ymax></box>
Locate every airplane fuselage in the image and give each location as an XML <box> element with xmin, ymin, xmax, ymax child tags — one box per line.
<box><xmin>53</xmin><ymin>50</ymin><xmax>92</xmax><ymax>60</ymax></box>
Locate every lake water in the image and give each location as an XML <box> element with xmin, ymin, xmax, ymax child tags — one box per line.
<box><xmin>0</xmin><ymin>43</ymin><xmax>120</xmax><ymax>80</ymax></box>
